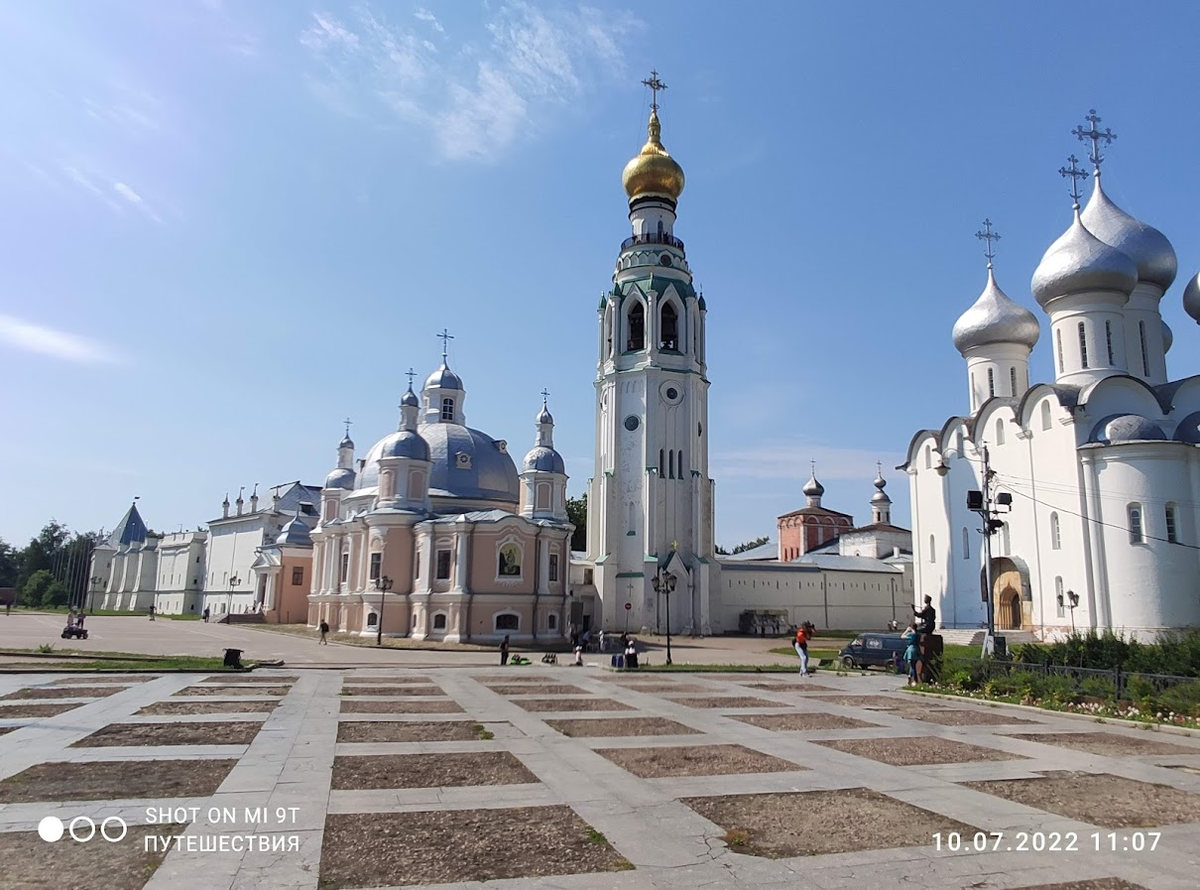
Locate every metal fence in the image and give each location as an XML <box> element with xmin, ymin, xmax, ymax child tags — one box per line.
<box><xmin>941</xmin><ymin>656</ymin><xmax>1197</xmax><ymax>702</ymax></box>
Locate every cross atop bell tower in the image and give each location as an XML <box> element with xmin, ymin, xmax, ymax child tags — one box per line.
<box><xmin>1059</xmin><ymin>154</ymin><xmax>1089</xmax><ymax>207</ymax></box>
<box><xmin>975</xmin><ymin>218</ymin><xmax>1000</xmax><ymax>268</ymax></box>
<box><xmin>642</xmin><ymin>69</ymin><xmax>667</xmax><ymax>113</ymax></box>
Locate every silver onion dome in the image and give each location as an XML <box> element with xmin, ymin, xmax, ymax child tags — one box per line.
<box><xmin>870</xmin><ymin>472</ymin><xmax>891</xmax><ymax>504</ymax></box>
<box><xmin>339</xmin><ymin>435</ymin><xmax>354</xmax><ymax>450</ymax></box>
<box><xmin>1080</xmin><ymin>175</ymin><xmax>1177</xmax><ymax>291</ymax></box>
<box><xmin>379</xmin><ymin>429</ymin><xmax>430</xmax><ymax>461</ymax></box>
<box><xmin>1174</xmin><ymin>411</ymin><xmax>1200</xmax><ymax>444</ymax></box>
<box><xmin>952</xmin><ymin>268</ymin><xmax>1041</xmax><ymax>354</ymax></box>
<box><xmin>537</xmin><ymin>404</ymin><xmax>554</xmax><ymax>425</ymax></box>
<box><xmin>400</xmin><ymin>386</ymin><xmax>420</xmax><ymax>408</ymax></box>
<box><xmin>324</xmin><ymin>467</ymin><xmax>356</xmax><ymax>490</ymax></box>
<box><xmin>1162</xmin><ymin>320</ymin><xmax>1173</xmax><ymax>355</ymax></box>
<box><xmin>802</xmin><ymin>473</ymin><xmax>824</xmax><ymax>498</ymax></box>
<box><xmin>1183</xmin><ymin>273</ymin><xmax>1200</xmax><ymax>325</ymax></box>
<box><xmin>425</xmin><ymin>362</ymin><xmax>463</xmax><ymax>391</ymax></box>
<box><xmin>1089</xmin><ymin>414</ymin><xmax>1167</xmax><ymax>445</ymax></box>
<box><xmin>1031</xmin><ymin>211</ymin><xmax>1138</xmax><ymax>308</ymax></box>
<box><xmin>523</xmin><ymin>445</ymin><xmax>565</xmax><ymax>474</ymax></box>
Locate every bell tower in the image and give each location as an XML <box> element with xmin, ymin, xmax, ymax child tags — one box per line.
<box><xmin>587</xmin><ymin>72</ymin><xmax>717</xmax><ymax>636</ymax></box>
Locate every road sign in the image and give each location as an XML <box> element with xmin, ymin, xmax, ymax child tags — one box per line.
<box><xmin>624</xmin><ymin>602</ymin><xmax>632</xmax><ymax>611</ymax></box>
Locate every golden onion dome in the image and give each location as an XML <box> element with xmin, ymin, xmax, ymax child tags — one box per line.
<box><xmin>621</xmin><ymin>110</ymin><xmax>684</xmax><ymax>202</ymax></box>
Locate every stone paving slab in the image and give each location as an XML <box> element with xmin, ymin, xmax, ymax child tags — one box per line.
<box><xmin>0</xmin><ymin>666</ymin><xmax>1197</xmax><ymax>889</ymax></box>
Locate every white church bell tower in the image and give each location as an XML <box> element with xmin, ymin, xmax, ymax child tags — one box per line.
<box><xmin>587</xmin><ymin>72</ymin><xmax>717</xmax><ymax>636</ymax></box>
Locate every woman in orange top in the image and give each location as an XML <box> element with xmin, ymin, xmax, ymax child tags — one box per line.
<box><xmin>793</xmin><ymin>625</ymin><xmax>809</xmax><ymax>675</ymax></box>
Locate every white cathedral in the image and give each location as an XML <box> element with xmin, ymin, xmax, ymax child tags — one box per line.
<box><xmin>904</xmin><ymin>114</ymin><xmax>1200</xmax><ymax>639</ymax></box>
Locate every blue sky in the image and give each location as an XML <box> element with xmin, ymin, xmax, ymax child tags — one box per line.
<box><xmin>3</xmin><ymin>2</ymin><xmax>1200</xmax><ymax>548</ymax></box>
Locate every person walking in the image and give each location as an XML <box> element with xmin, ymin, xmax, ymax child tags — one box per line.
<box><xmin>598</xmin><ymin>629</ymin><xmax>606</xmax><ymax>652</ymax></box>
<box><xmin>319</xmin><ymin>620</ymin><xmax>329</xmax><ymax>644</ymax></box>
<box><xmin>148</xmin><ymin>604</ymin><xmax>155</xmax><ymax>621</ymax></box>
<box><xmin>794</xmin><ymin>623</ymin><xmax>810</xmax><ymax>676</ymax></box>
<box><xmin>202</xmin><ymin>607</ymin><xmax>210</xmax><ymax>623</ymax></box>
<box><xmin>500</xmin><ymin>635</ymin><xmax>510</xmax><ymax>666</ymax></box>
<box><xmin>901</xmin><ymin>624</ymin><xmax>920</xmax><ymax>685</ymax></box>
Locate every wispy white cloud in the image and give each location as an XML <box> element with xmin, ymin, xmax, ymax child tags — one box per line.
<box><xmin>300</xmin><ymin>2</ymin><xmax>640</xmax><ymax>161</ymax></box>
<box><xmin>113</xmin><ymin>181</ymin><xmax>163</xmax><ymax>223</ymax></box>
<box><xmin>62</xmin><ymin>164</ymin><xmax>125</xmax><ymax>214</ymax></box>
<box><xmin>413</xmin><ymin>8</ymin><xmax>444</xmax><ymax>34</ymax></box>
<box><xmin>0</xmin><ymin>315</ymin><xmax>124</xmax><ymax>365</ymax></box>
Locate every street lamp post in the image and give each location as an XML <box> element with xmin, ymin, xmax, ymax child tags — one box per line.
<box><xmin>88</xmin><ymin>575</ymin><xmax>103</xmax><ymax>613</ymax></box>
<box><xmin>375</xmin><ymin>575</ymin><xmax>392</xmax><ymax>646</ymax></box>
<box><xmin>651</xmin><ymin>569</ymin><xmax>676</xmax><ymax>665</ymax></box>
<box><xmin>228</xmin><ymin>575</ymin><xmax>241</xmax><ymax>618</ymax></box>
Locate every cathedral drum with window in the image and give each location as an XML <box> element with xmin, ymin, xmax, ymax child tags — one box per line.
<box><xmin>305</xmin><ymin>355</ymin><xmax>573</xmax><ymax>643</ymax></box>
<box><xmin>904</xmin><ymin>114</ymin><xmax>1200</xmax><ymax>639</ymax></box>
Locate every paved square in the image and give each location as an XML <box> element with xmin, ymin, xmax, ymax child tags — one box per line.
<box><xmin>0</xmin><ymin>663</ymin><xmax>1196</xmax><ymax>890</ymax></box>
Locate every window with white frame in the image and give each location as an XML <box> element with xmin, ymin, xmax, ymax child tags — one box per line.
<box><xmin>1165</xmin><ymin>504</ymin><xmax>1178</xmax><ymax>544</ymax></box>
<box><xmin>1078</xmin><ymin>321</ymin><xmax>1088</xmax><ymax>369</ymax></box>
<box><xmin>1050</xmin><ymin>512</ymin><xmax>1061</xmax><ymax>550</ymax></box>
<box><xmin>548</xmin><ymin>553</ymin><xmax>559</xmax><ymax>582</ymax></box>
<box><xmin>435</xmin><ymin>549</ymin><xmax>451</xmax><ymax>580</ymax></box>
<box><xmin>1105</xmin><ymin>320</ymin><xmax>1114</xmax><ymax>365</ymax></box>
<box><xmin>441</xmin><ymin>397</ymin><xmax>454</xmax><ymax>421</ymax></box>
<box><xmin>1056</xmin><ymin>328</ymin><xmax>1064</xmax><ymax>373</ymax></box>
<box><xmin>1128</xmin><ymin>504</ymin><xmax>1144</xmax><ymax>544</ymax></box>
<box><xmin>1009</xmin><ymin>366</ymin><xmax>1017</xmax><ymax>395</ymax></box>
<box><xmin>366</xmin><ymin>613</ymin><xmax>377</xmax><ymax>627</ymax></box>
<box><xmin>495</xmin><ymin>613</ymin><xmax>519</xmax><ymax>632</ymax></box>
<box><xmin>369</xmin><ymin>552</ymin><xmax>381</xmax><ymax>582</ymax></box>
<box><xmin>433</xmin><ymin>612</ymin><xmax>447</xmax><ymax>630</ymax></box>
<box><xmin>340</xmin><ymin>553</ymin><xmax>349</xmax><ymax>583</ymax></box>
<box><xmin>1055</xmin><ymin>577</ymin><xmax>1065</xmax><ymax>618</ymax></box>
<box><xmin>987</xmin><ymin>368</ymin><xmax>995</xmax><ymax>398</ymax></box>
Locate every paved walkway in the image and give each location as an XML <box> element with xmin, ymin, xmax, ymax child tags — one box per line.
<box><xmin>0</xmin><ymin>666</ymin><xmax>1197</xmax><ymax>890</ymax></box>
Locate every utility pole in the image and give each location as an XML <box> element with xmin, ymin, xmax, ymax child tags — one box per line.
<box><xmin>967</xmin><ymin>445</ymin><xmax>1012</xmax><ymax>658</ymax></box>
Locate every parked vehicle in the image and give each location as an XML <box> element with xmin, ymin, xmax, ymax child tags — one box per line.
<box><xmin>61</xmin><ymin>623</ymin><xmax>88</xmax><ymax>640</ymax></box>
<box><xmin>838</xmin><ymin>633</ymin><xmax>906</xmax><ymax>671</ymax></box>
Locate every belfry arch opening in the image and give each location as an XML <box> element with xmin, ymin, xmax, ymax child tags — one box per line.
<box><xmin>627</xmin><ymin>301</ymin><xmax>645</xmax><ymax>351</ymax></box>
<box><xmin>660</xmin><ymin>302</ymin><xmax>678</xmax><ymax>351</ymax></box>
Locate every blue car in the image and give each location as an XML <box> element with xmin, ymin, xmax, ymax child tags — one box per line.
<box><xmin>838</xmin><ymin>633</ymin><xmax>907</xmax><ymax>671</ymax></box>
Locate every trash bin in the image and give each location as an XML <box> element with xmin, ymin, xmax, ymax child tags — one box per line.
<box><xmin>223</xmin><ymin>648</ymin><xmax>244</xmax><ymax>669</ymax></box>
<box><xmin>616</xmin><ymin>654</ymin><xmax>624</xmax><ymax>668</ymax></box>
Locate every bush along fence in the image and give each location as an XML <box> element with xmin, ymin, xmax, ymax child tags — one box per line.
<box><xmin>928</xmin><ymin>630</ymin><xmax>1200</xmax><ymax>729</ymax></box>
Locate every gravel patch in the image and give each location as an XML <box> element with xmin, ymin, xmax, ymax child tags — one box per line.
<box><xmin>0</xmin><ymin>703</ymin><xmax>81</xmax><ymax>718</ymax></box>
<box><xmin>1003</xmin><ymin>731</ymin><xmax>1200</xmax><ymax>756</ymax></box>
<box><xmin>666</xmin><ymin>696</ymin><xmax>782</xmax><ymax>709</ymax></box>
<box><xmin>49</xmin><ymin>676</ymin><xmax>154</xmax><ymax>685</ymax></box>
<box><xmin>597</xmin><ymin>744</ymin><xmax>803</xmax><ymax>778</ymax></box>
<box><xmin>336</xmin><ymin>721</ymin><xmax>493</xmax><ymax>743</ymax></box>
<box><xmin>0</xmin><ymin>823</ymin><xmax>183</xmax><ymax>890</ymax></box>
<box><xmin>739</xmin><ymin>682</ymin><xmax>837</xmax><ymax>692</ymax></box>
<box><xmin>340</xmin><ymin>698</ymin><xmax>463</xmax><ymax>714</ymax></box>
<box><xmin>516</xmin><ymin>698</ymin><xmax>634</xmax><ymax>712</ymax></box>
<box><xmin>331</xmin><ymin>751</ymin><xmax>537</xmax><ymax>790</ymax></box>
<box><xmin>0</xmin><ymin>759</ymin><xmax>237</xmax><ymax>803</ymax></box>
<box><xmin>172</xmin><ymin>685</ymin><xmax>292</xmax><ymax>697</ymax></box>
<box><xmin>801</xmin><ymin>694</ymin><xmax>906</xmax><ymax>709</ymax></box>
<box><xmin>137</xmin><ymin>700</ymin><xmax>277</xmax><ymax>716</ymax></box>
<box><xmin>485</xmin><ymin>684</ymin><xmax>589</xmax><ymax>695</ymax></box>
<box><xmin>606</xmin><ymin>683</ymin><xmax>713</xmax><ymax>693</ymax></box>
<box><xmin>340</xmin><ymin>685</ymin><xmax>444</xmax><ymax>696</ymax></box>
<box><xmin>814</xmin><ymin>736</ymin><xmax>1025</xmax><ymax>766</ymax></box>
<box><xmin>733</xmin><ymin>712</ymin><xmax>885</xmax><ymax>731</ymax></box>
<box><xmin>1007</xmin><ymin>881</ymin><xmax>1149</xmax><ymax>890</ymax></box>
<box><xmin>963</xmin><ymin>771</ymin><xmax>1200</xmax><ymax>828</ymax></box>
<box><xmin>684</xmin><ymin>788</ymin><xmax>973</xmax><ymax>857</ymax></box>
<box><xmin>71</xmin><ymin>721</ymin><xmax>262</xmax><ymax>747</ymax></box>
<box><xmin>198</xmin><ymin>674</ymin><xmax>297</xmax><ymax>684</ymax></box>
<box><xmin>897</xmin><ymin>708</ymin><xmax>1041</xmax><ymax>726</ymax></box>
<box><xmin>0</xmin><ymin>686</ymin><xmax>123</xmax><ymax>701</ymax></box>
<box><xmin>546</xmin><ymin>717</ymin><xmax>702</xmax><ymax>738</ymax></box>
<box><xmin>320</xmin><ymin>807</ymin><xmax>631</xmax><ymax>888</ymax></box>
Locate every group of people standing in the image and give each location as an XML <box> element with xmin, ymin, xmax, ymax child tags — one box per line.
<box><xmin>901</xmin><ymin>594</ymin><xmax>937</xmax><ymax>684</ymax></box>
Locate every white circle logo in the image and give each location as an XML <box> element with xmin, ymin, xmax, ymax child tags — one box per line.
<box><xmin>38</xmin><ymin>816</ymin><xmax>64</xmax><ymax>843</ymax></box>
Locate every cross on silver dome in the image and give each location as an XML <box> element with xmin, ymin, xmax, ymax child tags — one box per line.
<box><xmin>343</xmin><ymin>417</ymin><xmax>352</xmax><ymax>437</ymax></box>
<box><xmin>641</xmin><ymin>69</ymin><xmax>667</xmax><ymax>113</ymax></box>
<box><xmin>1073</xmin><ymin>110</ymin><xmax>1116</xmax><ymax>172</ymax></box>
<box><xmin>1059</xmin><ymin>155</ymin><xmax>1088</xmax><ymax>205</ymax></box>
<box><xmin>437</xmin><ymin>328</ymin><xmax>454</xmax><ymax>360</ymax></box>
<box><xmin>975</xmin><ymin>219</ymin><xmax>1000</xmax><ymax>267</ymax></box>
<box><xmin>540</xmin><ymin>388</ymin><xmax>550</xmax><ymax>403</ymax></box>
<box><xmin>405</xmin><ymin>368</ymin><xmax>416</xmax><ymax>388</ymax></box>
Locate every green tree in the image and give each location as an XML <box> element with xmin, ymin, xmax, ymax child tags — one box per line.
<box><xmin>566</xmin><ymin>493</ymin><xmax>587</xmax><ymax>552</ymax></box>
<box><xmin>716</xmin><ymin>536</ymin><xmax>771</xmax><ymax>556</ymax></box>
<box><xmin>21</xmin><ymin>569</ymin><xmax>53</xmax><ymax>607</ymax></box>
<box><xmin>0</xmin><ymin>539</ymin><xmax>19</xmax><ymax>588</ymax></box>
<box><xmin>17</xmin><ymin>521</ymin><xmax>70</xmax><ymax>591</ymax></box>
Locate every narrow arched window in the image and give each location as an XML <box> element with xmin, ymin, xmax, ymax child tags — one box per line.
<box><xmin>1055</xmin><ymin>577</ymin><xmax>1065</xmax><ymax>617</ymax></box>
<box><xmin>1050</xmin><ymin>512</ymin><xmax>1061</xmax><ymax>550</ymax></box>
<box><xmin>1139</xmin><ymin>320</ymin><xmax>1149</xmax><ymax>376</ymax></box>
<box><xmin>1041</xmin><ymin>401</ymin><xmax>1052</xmax><ymax>431</ymax></box>
<box><xmin>1056</xmin><ymin>328</ymin><xmax>1064</xmax><ymax>373</ymax></box>
<box><xmin>987</xmin><ymin>368</ymin><xmax>995</xmax><ymax>398</ymax></box>
<box><xmin>962</xmin><ymin>527</ymin><xmax>970</xmax><ymax>558</ymax></box>
<box><xmin>1105</xmin><ymin>320</ymin><xmax>1114</xmax><ymax>365</ymax></box>
<box><xmin>668</xmin><ymin>449</ymin><xmax>675</xmax><ymax>479</ymax></box>
<box><xmin>995</xmin><ymin>418</ymin><xmax>1005</xmax><ymax>446</ymax></box>
<box><xmin>1078</xmin><ymin>321</ymin><xmax>1088</xmax><ymax>369</ymax></box>
<box><xmin>628</xmin><ymin>302</ymin><xmax>645</xmax><ymax>351</ymax></box>
<box><xmin>441</xmin><ymin>398</ymin><xmax>454</xmax><ymax>421</ymax></box>
<box><xmin>1010</xmin><ymin>367</ymin><xmax>1018</xmax><ymax>395</ymax></box>
<box><xmin>659</xmin><ymin>449</ymin><xmax>664</xmax><ymax>475</ymax></box>
<box><xmin>970</xmin><ymin>372</ymin><xmax>976</xmax><ymax>411</ymax></box>
<box><xmin>1128</xmin><ymin>504</ymin><xmax>1144</xmax><ymax>544</ymax></box>
<box><xmin>660</xmin><ymin>302</ymin><xmax>678</xmax><ymax>350</ymax></box>
<box><xmin>678</xmin><ymin>450</ymin><xmax>685</xmax><ymax>475</ymax></box>
<box><xmin>1165</xmin><ymin>504</ymin><xmax>1178</xmax><ymax>544</ymax></box>
<box><xmin>604</xmin><ymin>304</ymin><xmax>614</xmax><ymax>358</ymax></box>
<box><xmin>928</xmin><ymin>535</ymin><xmax>936</xmax><ymax>563</ymax></box>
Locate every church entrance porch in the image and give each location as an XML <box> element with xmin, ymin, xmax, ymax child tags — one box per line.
<box><xmin>990</xmin><ymin>557</ymin><xmax>1031</xmax><ymax>631</ymax></box>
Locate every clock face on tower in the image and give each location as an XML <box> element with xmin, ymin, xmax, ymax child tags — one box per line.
<box><xmin>624</xmin><ymin>415</ymin><xmax>640</xmax><ymax>431</ymax></box>
<box><xmin>660</xmin><ymin>382</ymin><xmax>684</xmax><ymax>405</ymax></box>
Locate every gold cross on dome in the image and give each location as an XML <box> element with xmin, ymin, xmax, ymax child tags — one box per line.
<box><xmin>642</xmin><ymin>69</ymin><xmax>668</xmax><ymax>112</ymax></box>
<box><xmin>975</xmin><ymin>218</ymin><xmax>1000</xmax><ymax>266</ymax></box>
